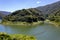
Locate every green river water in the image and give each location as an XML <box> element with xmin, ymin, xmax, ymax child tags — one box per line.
<box><xmin>0</xmin><ymin>23</ymin><xmax>60</xmax><ymax>40</ymax></box>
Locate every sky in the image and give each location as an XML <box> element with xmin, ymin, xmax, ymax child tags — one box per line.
<box><xmin>0</xmin><ymin>0</ymin><xmax>59</xmax><ymax>12</ymax></box>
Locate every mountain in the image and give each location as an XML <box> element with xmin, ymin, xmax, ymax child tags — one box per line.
<box><xmin>0</xmin><ymin>11</ymin><xmax>11</xmax><ymax>19</ymax></box>
<box><xmin>36</xmin><ymin>1</ymin><xmax>60</xmax><ymax>14</ymax></box>
<box><xmin>2</xmin><ymin>8</ymin><xmax>45</xmax><ymax>23</ymax></box>
<box><xmin>36</xmin><ymin>1</ymin><xmax>60</xmax><ymax>22</ymax></box>
<box><xmin>2</xmin><ymin>1</ymin><xmax>60</xmax><ymax>23</ymax></box>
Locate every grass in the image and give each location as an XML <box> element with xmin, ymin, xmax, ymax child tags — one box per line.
<box><xmin>45</xmin><ymin>19</ymin><xmax>60</xmax><ymax>27</ymax></box>
<box><xmin>49</xmin><ymin>21</ymin><xmax>60</xmax><ymax>26</ymax></box>
<box><xmin>0</xmin><ymin>32</ymin><xmax>36</xmax><ymax>40</ymax></box>
<box><xmin>2</xmin><ymin>21</ymin><xmax>44</xmax><ymax>26</ymax></box>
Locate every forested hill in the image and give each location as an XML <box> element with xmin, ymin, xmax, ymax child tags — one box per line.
<box><xmin>36</xmin><ymin>1</ymin><xmax>60</xmax><ymax>22</ymax></box>
<box><xmin>48</xmin><ymin>8</ymin><xmax>60</xmax><ymax>22</ymax></box>
<box><xmin>3</xmin><ymin>8</ymin><xmax>45</xmax><ymax>23</ymax></box>
<box><xmin>36</xmin><ymin>1</ymin><xmax>60</xmax><ymax>14</ymax></box>
<box><xmin>2</xmin><ymin>1</ymin><xmax>60</xmax><ymax>23</ymax></box>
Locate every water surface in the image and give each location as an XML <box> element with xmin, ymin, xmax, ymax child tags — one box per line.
<box><xmin>0</xmin><ymin>23</ymin><xmax>60</xmax><ymax>40</ymax></box>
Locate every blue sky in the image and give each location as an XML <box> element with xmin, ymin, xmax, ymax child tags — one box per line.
<box><xmin>0</xmin><ymin>0</ymin><xmax>59</xmax><ymax>12</ymax></box>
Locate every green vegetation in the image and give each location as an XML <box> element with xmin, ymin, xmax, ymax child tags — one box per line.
<box><xmin>47</xmin><ymin>9</ymin><xmax>60</xmax><ymax>26</ymax></box>
<box><xmin>45</xmin><ymin>19</ymin><xmax>60</xmax><ymax>26</ymax></box>
<box><xmin>0</xmin><ymin>32</ymin><xmax>36</xmax><ymax>40</ymax></box>
<box><xmin>36</xmin><ymin>1</ymin><xmax>60</xmax><ymax>26</ymax></box>
<box><xmin>1</xmin><ymin>4</ymin><xmax>60</xmax><ymax>26</ymax></box>
<box><xmin>2</xmin><ymin>21</ymin><xmax>44</xmax><ymax>26</ymax></box>
<box><xmin>1</xmin><ymin>7</ymin><xmax>60</xmax><ymax>26</ymax></box>
<box><xmin>2</xmin><ymin>8</ymin><xmax>45</xmax><ymax>25</ymax></box>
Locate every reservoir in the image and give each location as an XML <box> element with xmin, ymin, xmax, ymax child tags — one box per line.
<box><xmin>0</xmin><ymin>23</ymin><xmax>60</xmax><ymax>40</ymax></box>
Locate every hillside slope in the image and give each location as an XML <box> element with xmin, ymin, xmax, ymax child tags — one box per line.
<box><xmin>37</xmin><ymin>1</ymin><xmax>60</xmax><ymax>14</ymax></box>
<box><xmin>37</xmin><ymin>1</ymin><xmax>60</xmax><ymax>23</ymax></box>
<box><xmin>2</xmin><ymin>8</ymin><xmax>45</xmax><ymax>23</ymax></box>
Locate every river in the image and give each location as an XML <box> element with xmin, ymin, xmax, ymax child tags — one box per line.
<box><xmin>0</xmin><ymin>23</ymin><xmax>60</xmax><ymax>40</ymax></box>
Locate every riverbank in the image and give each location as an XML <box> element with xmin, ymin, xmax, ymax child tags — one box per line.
<box><xmin>45</xmin><ymin>19</ymin><xmax>60</xmax><ymax>27</ymax></box>
<box><xmin>2</xmin><ymin>21</ymin><xmax>44</xmax><ymax>26</ymax></box>
<box><xmin>0</xmin><ymin>32</ymin><xmax>36</xmax><ymax>40</ymax></box>
<box><xmin>1</xmin><ymin>19</ymin><xmax>60</xmax><ymax>27</ymax></box>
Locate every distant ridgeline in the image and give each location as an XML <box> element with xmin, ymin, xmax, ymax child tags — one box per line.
<box><xmin>0</xmin><ymin>11</ymin><xmax>11</xmax><ymax>19</ymax></box>
<box><xmin>37</xmin><ymin>1</ymin><xmax>60</xmax><ymax>23</ymax></box>
<box><xmin>2</xmin><ymin>8</ymin><xmax>45</xmax><ymax>23</ymax></box>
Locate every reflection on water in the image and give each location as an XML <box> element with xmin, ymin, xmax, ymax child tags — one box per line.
<box><xmin>0</xmin><ymin>24</ymin><xmax>60</xmax><ymax>40</ymax></box>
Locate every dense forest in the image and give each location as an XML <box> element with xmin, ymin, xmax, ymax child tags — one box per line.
<box><xmin>2</xmin><ymin>8</ymin><xmax>45</xmax><ymax>23</ymax></box>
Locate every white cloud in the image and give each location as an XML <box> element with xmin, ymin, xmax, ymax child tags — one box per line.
<box><xmin>36</xmin><ymin>1</ymin><xmax>40</xmax><ymax>4</ymax></box>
